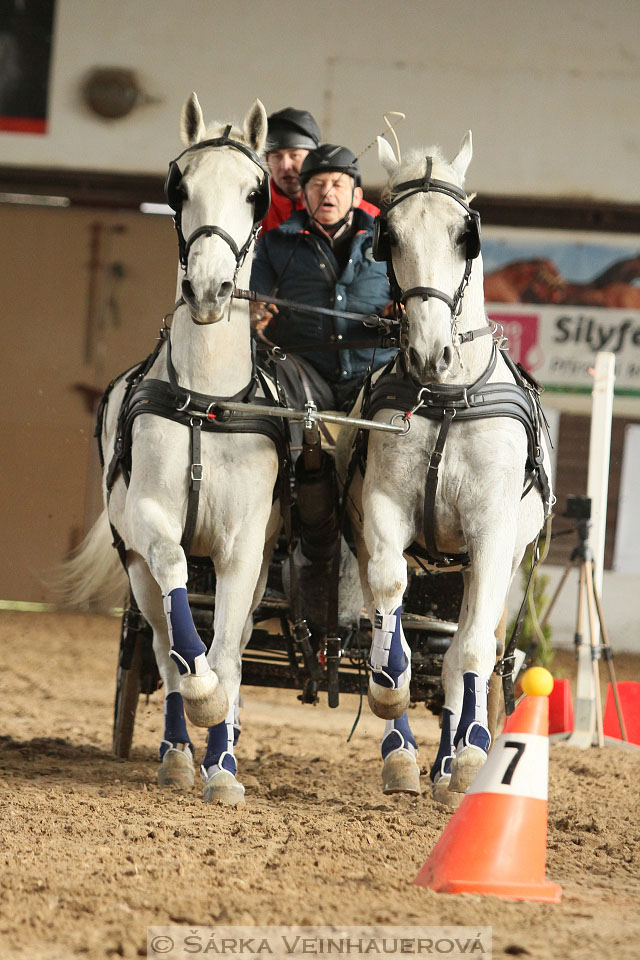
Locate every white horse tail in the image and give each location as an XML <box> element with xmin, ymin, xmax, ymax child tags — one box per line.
<box><xmin>55</xmin><ymin>509</ymin><xmax>128</xmax><ymax>610</ymax></box>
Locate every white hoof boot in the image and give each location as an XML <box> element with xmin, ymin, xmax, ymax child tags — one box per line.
<box><xmin>430</xmin><ymin>774</ymin><xmax>463</xmax><ymax>809</ymax></box>
<box><xmin>179</xmin><ymin>656</ymin><xmax>229</xmax><ymax>728</ymax></box>
<box><xmin>449</xmin><ymin>744</ymin><xmax>488</xmax><ymax>793</ymax></box>
<box><xmin>203</xmin><ymin>768</ymin><xmax>245</xmax><ymax>806</ymax></box>
<box><xmin>382</xmin><ymin>749</ymin><xmax>420</xmax><ymax>795</ymax></box>
<box><xmin>157</xmin><ymin>744</ymin><xmax>195</xmax><ymax>790</ymax></box>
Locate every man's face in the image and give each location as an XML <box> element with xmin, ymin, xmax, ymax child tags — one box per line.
<box><xmin>302</xmin><ymin>172</ymin><xmax>363</xmax><ymax>229</ymax></box>
<box><xmin>266</xmin><ymin>148</ymin><xmax>309</xmax><ymax>198</ymax></box>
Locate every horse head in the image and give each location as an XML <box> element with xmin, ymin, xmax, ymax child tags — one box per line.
<box><xmin>377</xmin><ymin>132</ymin><xmax>483</xmax><ymax>385</ymax></box>
<box><xmin>167</xmin><ymin>93</ymin><xmax>268</xmax><ymax>324</ymax></box>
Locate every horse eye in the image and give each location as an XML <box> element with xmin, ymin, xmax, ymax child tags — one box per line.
<box><xmin>388</xmin><ymin>228</ymin><xmax>399</xmax><ymax>247</ymax></box>
<box><xmin>247</xmin><ymin>190</ymin><xmax>258</xmax><ymax>204</ymax></box>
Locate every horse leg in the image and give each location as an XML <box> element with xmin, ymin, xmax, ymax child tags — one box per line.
<box><xmin>139</xmin><ymin>525</ymin><xmax>228</xmax><ymax>728</ymax></box>
<box><xmin>429</xmin><ymin>627</ymin><xmax>464</xmax><ymax>807</ymax></box>
<box><xmin>449</xmin><ymin>545</ymin><xmax>513</xmax><ymax>793</ymax></box>
<box><xmin>127</xmin><ymin>555</ymin><xmax>195</xmax><ymax>789</ymax></box>
<box><xmin>202</xmin><ymin>704</ymin><xmax>245</xmax><ymax>805</ymax></box>
<box><xmin>363</xmin><ymin>496</ymin><xmax>413</xmax><ymax>719</ymax></box>
<box><xmin>380</xmin><ymin>712</ymin><xmax>420</xmax><ymax>795</ymax></box>
<box><xmin>200</xmin><ymin>523</ymin><xmax>278</xmax><ymax>803</ymax></box>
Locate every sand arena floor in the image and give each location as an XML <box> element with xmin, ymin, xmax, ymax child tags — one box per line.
<box><xmin>1</xmin><ymin>609</ymin><xmax>639</xmax><ymax>960</ymax></box>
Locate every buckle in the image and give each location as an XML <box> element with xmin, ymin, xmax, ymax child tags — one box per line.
<box><xmin>494</xmin><ymin>654</ymin><xmax>515</xmax><ymax>677</ymax></box>
<box><xmin>190</xmin><ymin>463</ymin><xmax>203</xmax><ymax>482</ymax></box>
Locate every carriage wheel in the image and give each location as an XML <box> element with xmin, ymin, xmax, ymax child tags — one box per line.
<box><xmin>112</xmin><ymin>635</ymin><xmax>143</xmax><ymax>759</ymax></box>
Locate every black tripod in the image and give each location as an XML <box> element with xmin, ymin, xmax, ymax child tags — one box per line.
<box><xmin>539</xmin><ymin>500</ymin><xmax>628</xmax><ymax>747</ymax></box>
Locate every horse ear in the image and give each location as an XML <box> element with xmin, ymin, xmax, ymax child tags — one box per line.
<box><xmin>243</xmin><ymin>99</ymin><xmax>268</xmax><ymax>155</ymax></box>
<box><xmin>451</xmin><ymin>131</ymin><xmax>473</xmax><ymax>183</ymax></box>
<box><xmin>180</xmin><ymin>92</ymin><xmax>207</xmax><ymax>146</ymax></box>
<box><xmin>378</xmin><ymin>135</ymin><xmax>398</xmax><ymax>175</ymax></box>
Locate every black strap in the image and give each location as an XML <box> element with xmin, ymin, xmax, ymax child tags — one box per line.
<box><xmin>422</xmin><ymin>410</ymin><xmax>469</xmax><ymax>565</ymax></box>
<box><xmin>181</xmin><ymin>418</ymin><xmax>202</xmax><ymax>554</ymax></box>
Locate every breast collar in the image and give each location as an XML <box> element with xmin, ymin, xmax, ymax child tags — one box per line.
<box><xmin>361</xmin><ymin>341</ymin><xmax>552</xmax><ymax>568</ymax></box>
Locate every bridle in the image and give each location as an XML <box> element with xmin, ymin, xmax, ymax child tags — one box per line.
<box><xmin>372</xmin><ymin>156</ymin><xmax>487</xmax><ymax>348</ymax></box>
<box><xmin>164</xmin><ymin>125</ymin><xmax>271</xmax><ymax>283</ymax></box>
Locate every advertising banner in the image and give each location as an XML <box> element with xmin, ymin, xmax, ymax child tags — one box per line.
<box><xmin>483</xmin><ymin>227</ymin><xmax>640</xmax><ymax>394</ymax></box>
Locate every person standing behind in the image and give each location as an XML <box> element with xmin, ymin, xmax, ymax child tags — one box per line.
<box><xmin>261</xmin><ymin>107</ymin><xmax>321</xmax><ymax>234</ymax></box>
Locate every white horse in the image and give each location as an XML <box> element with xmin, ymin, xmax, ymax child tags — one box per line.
<box><xmin>338</xmin><ymin>132</ymin><xmax>552</xmax><ymax>805</ymax></box>
<box><xmin>63</xmin><ymin>94</ymin><xmax>281</xmax><ymax>804</ymax></box>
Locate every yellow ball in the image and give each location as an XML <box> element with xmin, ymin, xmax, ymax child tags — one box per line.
<box><xmin>521</xmin><ymin>666</ymin><xmax>554</xmax><ymax>697</ymax></box>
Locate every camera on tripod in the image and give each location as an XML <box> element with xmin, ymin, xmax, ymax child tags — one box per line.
<box><xmin>563</xmin><ymin>495</ymin><xmax>592</xmax><ymax>521</ymax></box>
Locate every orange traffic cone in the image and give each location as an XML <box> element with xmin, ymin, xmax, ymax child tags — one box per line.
<box><xmin>415</xmin><ymin>685</ymin><xmax>562</xmax><ymax>902</ymax></box>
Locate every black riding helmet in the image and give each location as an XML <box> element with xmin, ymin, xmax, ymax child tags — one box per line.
<box><xmin>265</xmin><ymin>108</ymin><xmax>321</xmax><ymax>152</ymax></box>
<box><xmin>299</xmin><ymin>144</ymin><xmax>362</xmax><ymax>188</ymax></box>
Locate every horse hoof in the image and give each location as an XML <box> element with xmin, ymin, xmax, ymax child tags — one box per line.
<box><xmin>449</xmin><ymin>745</ymin><xmax>487</xmax><ymax>793</ymax></box>
<box><xmin>158</xmin><ymin>747</ymin><xmax>195</xmax><ymax>790</ymax></box>
<box><xmin>180</xmin><ymin>670</ymin><xmax>229</xmax><ymax>728</ymax></box>
<box><xmin>382</xmin><ymin>750</ymin><xmax>420</xmax><ymax>795</ymax></box>
<box><xmin>367</xmin><ymin>681</ymin><xmax>410</xmax><ymax>720</ymax></box>
<box><xmin>430</xmin><ymin>775</ymin><xmax>463</xmax><ymax>809</ymax></box>
<box><xmin>203</xmin><ymin>769</ymin><xmax>245</xmax><ymax>806</ymax></box>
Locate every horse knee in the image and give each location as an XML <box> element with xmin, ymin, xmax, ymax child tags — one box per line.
<box><xmin>367</xmin><ymin>551</ymin><xmax>407</xmax><ymax>610</ymax></box>
<box><xmin>147</xmin><ymin>538</ymin><xmax>188</xmax><ymax>591</ymax></box>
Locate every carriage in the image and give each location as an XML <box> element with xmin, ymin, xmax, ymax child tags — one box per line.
<box><xmin>64</xmin><ymin>93</ymin><xmax>551</xmax><ymax>806</ymax></box>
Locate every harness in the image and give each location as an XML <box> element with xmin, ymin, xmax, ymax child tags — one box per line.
<box><xmin>97</xmin><ymin>318</ymin><xmax>289</xmax><ymax>563</ymax></box>
<box><xmin>360</xmin><ymin>339</ymin><xmax>552</xmax><ymax>568</ymax></box>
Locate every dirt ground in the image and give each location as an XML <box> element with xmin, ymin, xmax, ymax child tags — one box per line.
<box><xmin>1</xmin><ymin>610</ymin><xmax>639</xmax><ymax>960</ymax></box>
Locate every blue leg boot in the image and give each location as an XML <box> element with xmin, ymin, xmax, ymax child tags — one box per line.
<box><xmin>163</xmin><ymin>587</ymin><xmax>228</xmax><ymax>728</ymax></box>
<box><xmin>201</xmin><ymin>706</ymin><xmax>245</xmax><ymax>805</ymax></box>
<box><xmin>450</xmin><ymin>671</ymin><xmax>492</xmax><ymax>793</ymax></box>
<box><xmin>429</xmin><ymin>707</ymin><xmax>463</xmax><ymax>808</ymax></box>
<box><xmin>368</xmin><ymin>605</ymin><xmax>411</xmax><ymax>719</ymax></box>
<box><xmin>157</xmin><ymin>691</ymin><xmax>195</xmax><ymax>789</ymax></box>
<box><xmin>381</xmin><ymin>713</ymin><xmax>420</xmax><ymax>795</ymax></box>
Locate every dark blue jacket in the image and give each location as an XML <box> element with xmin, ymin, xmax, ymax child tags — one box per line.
<box><xmin>250</xmin><ymin>208</ymin><xmax>395</xmax><ymax>383</ymax></box>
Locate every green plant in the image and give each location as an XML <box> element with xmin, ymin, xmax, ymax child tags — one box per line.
<box><xmin>507</xmin><ymin>546</ymin><xmax>555</xmax><ymax>670</ymax></box>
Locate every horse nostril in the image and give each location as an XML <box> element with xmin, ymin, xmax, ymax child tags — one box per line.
<box><xmin>440</xmin><ymin>345</ymin><xmax>453</xmax><ymax>370</ymax></box>
<box><xmin>409</xmin><ymin>348</ymin><xmax>421</xmax><ymax>372</ymax></box>
<box><xmin>218</xmin><ymin>281</ymin><xmax>233</xmax><ymax>302</ymax></box>
<box><xmin>181</xmin><ymin>278</ymin><xmax>195</xmax><ymax>304</ymax></box>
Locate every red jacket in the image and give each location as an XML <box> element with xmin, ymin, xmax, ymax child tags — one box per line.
<box><xmin>260</xmin><ymin>181</ymin><xmax>379</xmax><ymax>234</ymax></box>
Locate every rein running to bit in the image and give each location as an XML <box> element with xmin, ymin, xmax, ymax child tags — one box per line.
<box><xmin>233</xmin><ymin>287</ymin><xmax>496</xmax><ymax>353</ymax></box>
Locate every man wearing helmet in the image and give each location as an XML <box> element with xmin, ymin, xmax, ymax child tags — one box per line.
<box><xmin>261</xmin><ymin>107</ymin><xmax>322</xmax><ymax>234</ymax></box>
<box><xmin>261</xmin><ymin>109</ymin><xmax>379</xmax><ymax>235</ymax></box>
<box><xmin>250</xmin><ymin>143</ymin><xmax>395</xmax><ymax>410</ymax></box>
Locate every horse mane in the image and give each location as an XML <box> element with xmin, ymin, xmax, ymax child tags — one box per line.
<box><xmin>380</xmin><ymin>145</ymin><xmax>452</xmax><ymax>205</ymax></box>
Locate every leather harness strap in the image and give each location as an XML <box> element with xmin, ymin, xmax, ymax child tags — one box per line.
<box><xmin>423</xmin><ymin>409</ymin><xmax>459</xmax><ymax>564</ymax></box>
<box><xmin>360</xmin><ymin>341</ymin><xmax>552</xmax><ymax>569</ymax></box>
<box><xmin>102</xmin><ymin>336</ymin><xmax>289</xmax><ymax>559</ymax></box>
<box><xmin>181</xmin><ymin>417</ymin><xmax>202</xmax><ymax>554</ymax></box>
